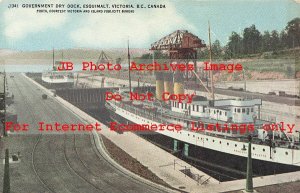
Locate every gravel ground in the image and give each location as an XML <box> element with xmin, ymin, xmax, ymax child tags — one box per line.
<box><xmin>101</xmin><ymin>134</ymin><xmax>170</xmax><ymax>188</ymax></box>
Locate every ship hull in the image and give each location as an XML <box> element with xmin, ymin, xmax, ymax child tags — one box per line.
<box><xmin>107</xmin><ymin>105</ymin><xmax>300</xmax><ymax>177</ymax></box>
<box><xmin>106</xmin><ymin>101</ymin><xmax>300</xmax><ymax>167</ymax></box>
<box><xmin>41</xmin><ymin>80</ymin><xmax>74</xmax><ymax>89</ymax></box>
<box><xmin>41</xmin><ymin>73</ymin><xmax>74</xmax><ymax>89</ymax></box>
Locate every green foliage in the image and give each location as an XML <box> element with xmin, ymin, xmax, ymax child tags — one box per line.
<box><xmin>285</xmin><ymin>18</ymin><xmax>300</xmax><ymax>48</ymax></box>
<box><xmin>243</xmin><ymin>25</ymin><xmax>262</xmax><ymax>54</ymax></box>
<box><xmin>221</xmin><ymin>17</ymin><xmax>300</xmax><ymax>59</ymax></box>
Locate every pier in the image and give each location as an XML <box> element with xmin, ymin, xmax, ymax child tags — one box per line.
<box><xmin>0</xmin><ymin>73</ymin><xmax>173</xmax><ymax>193</ymax></box>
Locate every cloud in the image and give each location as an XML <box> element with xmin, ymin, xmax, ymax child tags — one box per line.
<box><xmin>3</xmin><ymin>0</ymin><xmax>67</xmax><ymax>40</ymax></box>
<box><xmin>70</xmin><ymin>0</ymin><xmax>196</xmax><ymax>48</ymax></box>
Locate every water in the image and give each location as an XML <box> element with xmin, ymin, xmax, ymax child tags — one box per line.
<box><xmin>1</xmin><ymin>64</ymin><xmax>83</xmax><ymax>73</ymax></box>
<box><xmin>1</xmin><ymin>63</ymin><xmax>129</xmax><ymax>73</ymax></box>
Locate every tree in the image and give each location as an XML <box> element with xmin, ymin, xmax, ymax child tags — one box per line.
<box><xmin>285</xmin><ymin>18</ymin><xmax>300</xmax><ymax>48</ymax></box>
<box><xmin>279</xmin><ymin>30</ymin><xmax>288</xmax><ymax>49</ymax></box>
<box><xmin>227</xmin><ymin>32</ymin><xmax>243</xmax><ymax>58</ymax></box>
<box><xmin>243</xmin><ymin>25</ymin><xmax>262</xmax><ymax>54</ymax></box>
<box><xmin>262</xmin><ymin>31</ymin><xmax>271</xmax><ymax>52</ymax></box>
<box><xmin>212</xmin><ymin>40</ymin><xmax>222</xmax><ymax>58</ymax></box>
<box><xmin>198</xmin><ymin>48</ymin><xmax>209</xmax><ymax>60</ymax></box>
<box><xmin>270</xmin><ymin>30</ymin><xmax>280</xmax><ymax>52</ymax></box>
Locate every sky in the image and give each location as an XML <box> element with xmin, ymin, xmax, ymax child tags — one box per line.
<box><xmin>0</xmin><ymin>0</ymin><xmax>299</xmax><ymax>51</ymax></box>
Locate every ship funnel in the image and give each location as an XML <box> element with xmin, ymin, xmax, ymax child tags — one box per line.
<box><xmin>164</xmin><ymin>72</ymin><xmax>174</xmax><ymax>99</ymax></box>
<box><xmin>155</xmin><ymin>71</ymin><xmax>164</xmax><ymax>100</ymax></box>
<box><xmin>174</xmin><ymin>71</ymin><xmax>184</xmax><ymax>95</ymax></box>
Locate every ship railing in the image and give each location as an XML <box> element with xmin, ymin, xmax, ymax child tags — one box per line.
<box><xmin>112</xmin><ymin>101</ymin><xmax>170</xmax><ymax>124</ymax></box>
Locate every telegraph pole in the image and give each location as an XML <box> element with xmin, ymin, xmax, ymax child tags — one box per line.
<box><xmin>3</xmin><ymin>71</ymin><xmax>7</xmax><ymax>137</ymax></box>
<box><xmin>3</xmin><ymin>149</ymin><xmax>10</xmax><ymax>193</ymax></box>
<box><xmin>246</xmin><ymin>135</ymin><xmax>253</xmax><ymax>192</ymax></box>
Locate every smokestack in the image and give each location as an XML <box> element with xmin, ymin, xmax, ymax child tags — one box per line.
<box><xmin>174</xmin><ymin>71</ymin><xmax>184</xmax><ymax>95</ymax></box>
<box><xmin>155</xmin><ymin>71</ymin><xmax>164</xmax><ymax>100</ymax></box>
<box><xmin>164</xmin><ymin>72</ymin><xmax>173</xmax><ymax>99</ymax></box>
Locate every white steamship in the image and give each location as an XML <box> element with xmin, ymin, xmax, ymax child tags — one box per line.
<box><xmin>106</xmin><ymin>78</ymin><xmax>300</xmax><ymax>167</ymax></box>
<box><xmin>41</xmin><ymin>49</ymin><xmax>74</xmax><ymax>88</ymax></box>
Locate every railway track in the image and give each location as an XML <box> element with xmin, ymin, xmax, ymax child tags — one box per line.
<box><xmin>16</xmin><ymin>74</ymin><xmax>170</xmax><ymax>193</ymax></box>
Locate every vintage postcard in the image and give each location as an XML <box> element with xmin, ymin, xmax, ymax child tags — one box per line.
<box><xmin>0</xmin><ymin>0</ymin><xmax>300</xmax><ymax>192</ymax></box>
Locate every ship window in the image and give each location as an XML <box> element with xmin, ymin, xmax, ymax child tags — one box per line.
<box><xmin>197</xmin><ymin>105</ymin><xmax>199</xmax><ymax>112</ymax></box>
<box><xmin>213</xmin><ymin>140</ymin><xmax>215</xmax><ymax>142</ymax></box>
<box><xmin>253</xmin><ymin>147</ymin><xmax>255</xmax><ymax>150</ymax></box>
<box><xmin>247</xmin><ymin>108</ymin><xmax>250</xmax><ymax>115</ymax></box>
<box><xmin>237</xmin><ymin>109</ymin><xmax>241</xmax><ymax>113</ymax></box>
<box><xmin>219</xmin><ymin>111</ymin><xmax>222</xmax><ymax>115</ymax></box>
<box><xmin>206</xmin><ymin>138</ymin><xmax>208</xmax><ymax>141</ymax></box>
<box><xmin>225</xmin><ymin>112</ymin><xmax>227</xmax><ymax>116</ymax></box>
<box><xmin>274</xmin><ymin>150</ymin><xmax>276</xmax><ymax>153</ymax></box>
<box><xmin>214</xmin><ymin>110</ymin><xmax>216</xmax><ymax>114</ymax></box>
<box><xmin>193</xmin><ymin>135</ymin><xmax>195</xmax><ymax>138</ymax></box>
<box><xmin>285</xmin><ymin>152</ymin><xmax>288</xmax><ymax>155</ymax></box>
<box><xmin>242</xmin><ymin>108</ymin><xmax>245</xmax><ymax>113</ymax></box>
<box><xmin>263</xmin><ymin>148</ymin><xmax>265</xmax><ymax>152</ymax></box>
<box><xmin>188</xmin><ymin>134</ymin><xmax>190</xmax><ymax>136</ymax></box>
<box><xmin>192</xmin><ymin>105</ymin><xmax>194</xmax><ymax>111</ymax></box>
<box><xmin>227</xmin><ymin>142</ymin><xmax>229</xmax><ymax>146</ymax></box>
<box><xmin>235</xmin><ymin>144</ymin><xmax>237</xmax><ymax>147</ymax></box>
<box><xmin>251</xmin><ymin>108</ymin><xmax>254</xmax><ymax>112</ymax></box>
<box><xmin>234</xmin><ymin>108</ymin><xmax>236</xmax><ymax>112</ymax></box>
<box><xmin>219</xmin><ymin>141</ymin><xmax>221</xmax><ymax>144</ymax></box>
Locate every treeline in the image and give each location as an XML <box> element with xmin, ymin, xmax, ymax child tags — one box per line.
<box><xmin>138</xmin><ymin>18</ymin><xmax>299</xmax><ymax>60</ymax></box>
<box><xmin>201</xmin><ymin>18</ymin><xmax>300</xmax><ymax>59</ymax></box>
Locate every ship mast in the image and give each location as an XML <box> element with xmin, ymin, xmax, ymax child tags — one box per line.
<box><xmin>127</xmin><ymin>39</ymin><xmax>132</xmax><ymax>93</ymax></box>
<box><xmin>208</xmin><ymin>21</ymin><xmax>215</xmax><ymax>101</ymax></box>
<box><xmin>3</xmin><ymin>70</ymin><xmax>7</xmax><ymax>136</ymax></box>
<box><xmin>52</xmin><ymin>48</ymin><xmax>55</xmax><ymax>70</ymax></box>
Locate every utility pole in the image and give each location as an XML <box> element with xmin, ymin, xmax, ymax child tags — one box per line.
<box><xmin>246</xmin><ymin>135</ymin><xmax>253</xmax><ymax>192</ymax></box>
<box><xmin>3</xmin><ymin>149</ymin><xmax>10</xmax><ymax>193</ymax></box>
